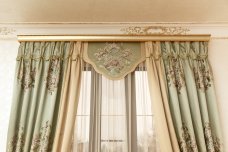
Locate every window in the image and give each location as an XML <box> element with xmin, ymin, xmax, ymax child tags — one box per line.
<box><xmin>135</xmin><ymin>71</ymin><xmax>158</xmax><ymax>151</ymax></box>
<box><xmin>71</xmin><ymin>70</ymin><xmax>91</xmax><ymax>151</ymax></box>
<box><xmin>71</xmin><ymin>66</ymin><xmax>159</xmax><ymax>152</ymax></box>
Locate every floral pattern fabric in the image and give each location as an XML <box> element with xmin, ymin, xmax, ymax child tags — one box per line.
<box><xmin>179</xmin><ymin>123</ymin><xmax>198</xmax><ymax>152</ymax></box>
<box><xmin>7</xmin><ymin>122</ymin><xmax>52</xmax><ymax>152</ymax></box>
<box><xmin>45</xmin><ymin>58</ymin><xmax>61</xmax><ymax>94</ymax></box>
<box><xmin>166</xmin><ymin>58</ymin><xmax>185</xmax><ymax>93</ymax></box>
<box><xmin>7</xmin><ymin>127</ymin><xmax>25</xmax><ymax>152</ymax></box>
<box><xmin>7</xmin><ymin>41</ymin><xmax>224</xmax><ymax>152</ymax></box>
<box><xmin>7</xmin><ymin>42</ymin><xmax>73</xmax><ymax>152</ymax></box>
<box><xmin>31</xmin><ymin>121</ymin><xmax>52</xmax><ymax>152</ymax></box>
<box><xmin>193</xmin><ymin>60</ymin><xmax>213</xmax><ymax>91</ymax></box>
<box><xmin>161</xmin><ymin>41</ymin><xmax>223</xmax><ymax>152</ymax></box>
<box><xmin>84</xmin><ymin>42</ymin><xmax>145</xmax><ymax>80</ymax></box>
<box><xmin>17</xmin><ymin>62</ymin><xmax>36</xmax><ymax>90</ymax></box>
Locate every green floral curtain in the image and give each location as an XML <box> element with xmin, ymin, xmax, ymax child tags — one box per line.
<box><xmin>7</xmin><ymin>42</ymin><xmax>72</xmax><ymax>152</ymax></box>
<box><xmin>7</xmin><ymin>40</ymin><xmax>224</xmax><ymax>152</ymax></box>
<box><xmin>161</xmin><ymin>41</ymin><xmax>223</xmax><ymax>152</ymax></box>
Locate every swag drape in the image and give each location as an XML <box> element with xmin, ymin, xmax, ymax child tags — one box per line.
<box><xmin>7</xmin><ymin>40</ymin><xmax>223</xmax><ymax>152</ymax></box>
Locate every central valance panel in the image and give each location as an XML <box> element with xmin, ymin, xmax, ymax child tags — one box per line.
<box><xmin>83</xmin><ymin>42</ymin><xmax>145</xmax><ymax>80</ymax></box>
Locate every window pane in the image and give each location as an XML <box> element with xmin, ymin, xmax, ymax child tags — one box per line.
<box><xmin>101</xmin><ymin>76</ymin><xmax>128</xmax><ymax>152</ymax></box>
<box><xmin>72</xmin><ymin>69</ymin><xmax>159</xmax><ymax>152</ymax></box>
<box><xmin>77</xmin><ymin>71</ymin><xmax>91</xmax><ymax>115</ymax></box>
<box><xmin>101</xmin><ymin>77</ymin><xmax>126</xmax><ymax>115</ymax></box>
<box><xmin>135</xmin><ymin>70</ymin><xmax>159</xmax><ymax>152</ymax></box>
<box><xmin>135</xmin><ymin>71</ymin><xmax>152</xmax><ymax>115</ymax></box>
<box><xmin>72</xmin><ymin>70</ymin><xmax>91</xmax><ymax>152</ymax></box>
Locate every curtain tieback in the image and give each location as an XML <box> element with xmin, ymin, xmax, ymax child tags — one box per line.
<box><xmin>146</xmin><ymin>54</ymin><xmax>161</xmax><ymax>60</ymax></box>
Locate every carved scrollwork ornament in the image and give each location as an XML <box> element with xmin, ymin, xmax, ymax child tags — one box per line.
<box><xmin>121</xmin><ymin>26</ymin><xmax>190</xmax><ymax>35</ymax></box>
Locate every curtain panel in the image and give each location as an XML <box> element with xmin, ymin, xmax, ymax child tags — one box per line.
<box><xmin>160</xmin><ymin>41</ymin><xmax>223</xmax><ymax>152</ymax></box>
<box><xmin>7</xmin><ymin>42</ymin><xmax>72</xmax><ymax>151</ymax></box>
<box><xmin>52</xmin><ymin>42</ymin><xmax>84</xmax><ymax>152</ymax></box>
<box><xmin>145</xmin><ymin>42</ymin><xmax>180</xmax><ymax>152</ymax></box>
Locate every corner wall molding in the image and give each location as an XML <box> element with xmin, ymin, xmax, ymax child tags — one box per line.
<box><xmin>120</xmin><ymin>26</ymin><xmax>190</xmax><ymax>35</ymax></box>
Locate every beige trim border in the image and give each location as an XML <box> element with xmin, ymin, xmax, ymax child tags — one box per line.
<box><xmin>17</xmin><ymin>34</ymin><xmax>211</xmax><ymax>42</ymax></box>
<box><xmin>211</xmin><ymin>37</ymin><xmax>228</xmax><ymax>39</ymax></box>
<box><xmin>1</xmin><ymin>22</ymin><xmax>228</xmax><ymax>24</ymax></box>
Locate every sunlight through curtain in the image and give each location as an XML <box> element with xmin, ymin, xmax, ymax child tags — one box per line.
<box><xmin>71</xmin><ymin>64</ymin><xmax>159</xmax><ymax>152</ymax></box>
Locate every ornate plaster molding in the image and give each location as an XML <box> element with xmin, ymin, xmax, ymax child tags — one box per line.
<box><xmin>0</xmin><ymin>27</ymin><xmax>16</xmax><ymax>35</ymax></box>
<box><xmin>120</xmin><ymin>26</ymin><xmax>190</xmax><ymax>35</ymax></box>
<box><xmin>0</xmin><ymin>24</ymin><xmax>228</xmax><ymax>40</ymax></box>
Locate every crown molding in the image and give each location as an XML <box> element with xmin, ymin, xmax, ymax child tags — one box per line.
<box><xmin>1</xmin><ymin>23</ymin><xmax>228</xmax><ymax>40</ymax></box>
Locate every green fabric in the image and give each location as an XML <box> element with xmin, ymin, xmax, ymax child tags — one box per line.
<box><xmin>161</xmin><ymin>41</ymin><xmax>223</xmax><ymax>152</ymax></box>
<box><xmin>85</xmin><ymin>42</ymin><xmax>145</xmax><ymax>80</ymax></box>
<box><xmin>7</xmin><ymin>42</ymin><xmax>72</xmax><ymax>152</ymax></box>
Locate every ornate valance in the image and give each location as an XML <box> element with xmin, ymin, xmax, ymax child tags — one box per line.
<box><xmin>83</xmin><ymin>42</ymin><xmax>145</xmax><ymax>80</ymax></box>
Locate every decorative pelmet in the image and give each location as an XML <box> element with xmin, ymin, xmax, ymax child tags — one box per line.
<box><xmin>83</xmin><ymin>42</ymin><xmax>146</xmax><ymax>80</ymax></box>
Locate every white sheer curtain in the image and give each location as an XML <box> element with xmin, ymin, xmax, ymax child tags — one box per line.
<box><xmin>71</xmin><ymin>63</ymin><xmax>159</xmax><ymax>152</ymax></box>
<box><xmin>135</xmin><ymin>64</ymin><xmax>160</xmax><ymax>152</ymax></box>
<box><xmin>100</xmin><ymin>71</ymin><xmax>128</xmax><ymax>152</ymax></box>
<box><xmin>71</xmin><ymin>65</ymin><xmax>91</xmax><ymax>152</ymax></box>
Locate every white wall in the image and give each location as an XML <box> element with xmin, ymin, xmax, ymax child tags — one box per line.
<box><xmin>209</xmin><ymin>39</ymin><xmax>228</xmax><ymax>150</ymax></box>
<box><xmin>0</xmin><ymin>40</ymin><xmax>19</xmax><ymax>150</ymax></box>
<box><xmin>0</xmin><ymin>26</ymin><xmax>228</xmax><ymax>150</ymax></box>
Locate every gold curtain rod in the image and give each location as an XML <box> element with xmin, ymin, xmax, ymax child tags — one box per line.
<box><xmin>17</xmin><ymin>34</ymin><xmax>211</xmax><ymax>42</ymax></box>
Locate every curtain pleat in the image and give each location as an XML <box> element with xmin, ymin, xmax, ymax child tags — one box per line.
<box><xmin>102</xmin><ymin>72</ymin><xmax>128</xmax><ymax>151</ymax></box>
<box><xmin>87</xmin><ymin>68</ymin><xmax>139</xmax><ymax>152</ymax></box>
<box><xmin>125</xmin><ymin>73</ymin><xmax>137</xmax><ymax>152</ymax></box>
<box><xmin>71</xmin><ymin>65</ymin><xmax>91</xmax><ymax>152</ymax></box>
<box><xmin>161</xmin><ymin>41</ymin><xmax>223</xmax><ymax>152</ymax></box>
<box><xmin>52</xmin><ymin>42</ymin><xmax>84</xmax><ymax>152</ymax></box>
<box><xmin>89</xmin><ymin>68</ymin><xmax>102</xmax><ymax>152</ymax></box>
<box><xmin>135</xmin><ymin>64</ymin><xmax>159</xmax><ymax>151</ymax></box>
<box><xmin>145</xmin><ymin>41</ymin><xmax>180</xmax><ymax>152</ymax></box>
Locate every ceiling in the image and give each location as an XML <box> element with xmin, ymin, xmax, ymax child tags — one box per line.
<box><xmin>0</xmin><ymin>0</ymin><xmax>228</xmax><ymax>23</ymax></box>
